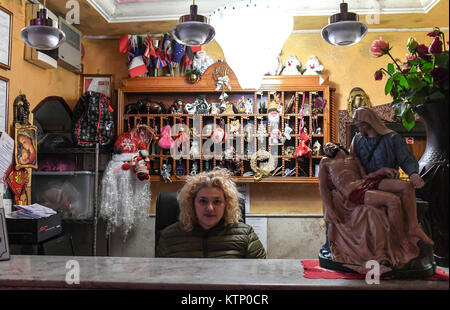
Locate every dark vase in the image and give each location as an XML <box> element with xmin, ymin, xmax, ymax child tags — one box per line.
<box><xmin>416</xmin><ymin>100</ymin><xmax>449</xmax><ymax>267</ymax></box>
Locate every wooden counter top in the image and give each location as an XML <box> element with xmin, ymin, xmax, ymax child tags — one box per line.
<box><xmin>0</xmin><ymin>255</ymin><xmax>447</xmax><ymax>290</ymax></box>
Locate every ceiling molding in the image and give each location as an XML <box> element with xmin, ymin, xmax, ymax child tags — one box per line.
<box><xmin>86</xmin><ymin>0</ymin><xmax>443</xmax><ymax>23</ymax></box>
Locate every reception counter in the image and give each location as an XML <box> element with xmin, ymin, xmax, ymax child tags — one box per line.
<box><xmin>0</xmin><ymin>255</ymin><xmax>448</xmax><ymax>290</ymax></box>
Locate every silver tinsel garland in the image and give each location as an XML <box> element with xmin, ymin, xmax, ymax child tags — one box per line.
<box><xmin>99</xmin><ymin>153</ymin><xmax>151</xmax><ymax>241</ymax></box>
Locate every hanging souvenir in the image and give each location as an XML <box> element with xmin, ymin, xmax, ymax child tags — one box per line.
<box><xmin>213</xmin><ymin>66</ymin><xmax>232</xmax><ymax>102</ymax></box>
<box><xmin>158</xmin><ymin>124</ymin><xmax>174</xmax><ymax>149</ymax></box>
<box><xmin>294</xmin><ymin>128</ymin><xmax>312</xmax><ymax>158</ymax></box>
<box><xmin>211</xmin><ymin>119</ymin><xmax>226</xmax><ymax>144</ymax></box>
<box><xmin>312</xmin><ymin>140</ymin><xmax>322</xmax><ymax>156</ymax></box>
<box><xmin>160</xmin><ymin>162</ymin><xmax>172</xmax><ymax>183</ymax></box>
<box><xmin>175</xmin><ymin>160</ymin><xmax>185</xmax><ymax>176</ymax></box>
<box><xmin>203</xmin><ymin>123</ymin><xmax>214</xmax><ymax>137</ymax></box>
<box><xmin>284</xmin><ymin>122</ymin><xmax>293</xmax><ymax>140</ymax></box>
<box><xmin>190</xmin><ymin>140</ymin><xmax>200</xmax><ymax>156</ymax></box>
<box><xmin>6</xmin><ymin>165</ymin><xmax>29</xmax><ymax>205</ymax></box>
<box><xmin>256</xmin><ymin>119</ymin><xmax>268</xmax><ymax>149</ymax></box>
<box><xmin>190</xmin><ymin>162</ymin><xmax>199</xmax><ymax>175</ymax></box>
<box><xmin>269</xmin><ymin>128</ymin><xmax>283</xmax><ymax>146</ymax></box>
<box><xmin>285</xmin><ymin>146</ymin><xmax>296</xmax><ymax>157</ymax></box>
<box><xmin>268</xmin><ymin>103</ymin><xmax>281</xmax><ymax>146</ymax></box>
<box><xmin>173</xmin><ymin>118</ymin><xmax>189</xmax><ymax>152</ymax></box>
<box><xmin>230</xmin><ymin>119</ymin><xmax>240</xmax><ymax>134</ymax></box>
<box><xmin>100</xmin><ymin>150</ymin><xmax>151</xmax><ymax>242</ymax></box>
<box><xmin>126</xmin><ymin>149</ymin><xmax>151</xmax><ymax>181</ymax></box>
<box><xmin>245</xmin><ymin>98</ymin><xmax>254</xmax><ymax>114</ymax></box>
<box><xmin>244</xmin><ymin>122</ymin><xmax>254</xmax><ymax>142</ymax></box>
<box><xmin>235</xmin><ymin>96</ymin><xmax>247</xmax><ymax>113</ymax></box>
<box><xmin>204</xmin><ymin>160</ymin><xmax>210</xmax><ymax>171</ymax></box>
<box><xmin>250</xmin><ymin>150</ymin><xmax>277</xmax><ymax>181</ymax></box>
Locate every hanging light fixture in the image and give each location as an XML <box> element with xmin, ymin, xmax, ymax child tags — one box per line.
<box><xmin>172</xmin><ymin>0</ymin><xmax>215</xmax><ymax>46</ymax></box>
<box><xmin>210</xmin><ymin>1</ymin><xmax>293</xmax><ymax>89</ymax></box>
<box><xmin>21</xmin><ymin>0</ymin><xmax>66</xmax><ymax>50</ymax></box>
<box><xmin>321</xmin><ymin>1</ymin><xmax>367</xmax><ymax>46</ymax></box>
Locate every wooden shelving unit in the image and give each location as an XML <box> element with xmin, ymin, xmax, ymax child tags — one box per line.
<box><xmin>118</xmin><ymin>63</ymin><xmax>331</xmax><ymax>183</ymax></box>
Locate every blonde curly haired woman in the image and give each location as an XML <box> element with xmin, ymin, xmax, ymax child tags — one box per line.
<box><xmin>156</xmin><ymin>168</ymin><xmax>266</xmax><ymax>258</ymax></box>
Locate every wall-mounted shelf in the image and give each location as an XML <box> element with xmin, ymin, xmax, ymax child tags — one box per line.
<box><xmin>118</xmin><ymin>63</ymin><xmax>331</xmax><ymax>183</ymax></box>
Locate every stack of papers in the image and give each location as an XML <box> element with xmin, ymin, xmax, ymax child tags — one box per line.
<box><xmin>9</xmin><ymin>203</ymin><xmax>57</xmax><ymax>219</ymax></box>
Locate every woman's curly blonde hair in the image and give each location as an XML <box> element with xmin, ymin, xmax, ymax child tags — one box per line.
<box><xmin>177</xmin><ymin>167</ymin><xmax>243</xmax><ymax>231</ymax></box>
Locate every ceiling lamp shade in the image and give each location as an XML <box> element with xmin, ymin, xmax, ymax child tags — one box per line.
<box><xmin>21</xmin><ymin>8</ymin><xmax>66</xmax><ymax>50</ymax></box>
<box><xmin>210</xmin><ymin>1</ymin><xmax>293</xmax><ymax>89</ymax></box>
<box><xmin>172</xmin><ymin>1</ymin><xmax>215</xmax><ymax>46</ymax></box>
<box><xmin>321</xmin><ymin>2</ymin><xmax>367</xmax><ymax>46</ymax></box>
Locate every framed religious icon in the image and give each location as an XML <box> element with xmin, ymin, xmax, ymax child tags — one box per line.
<box><xmin>0</xmin><ymin>207</ymin><xmax>10</xmax><ymax>261</ymax></box>
<box><xmin>0</xmin><ymin>5</ymin><xmax>13</xmax><ymax>70</ymax></box>
<box><xmin>82</xmin><ymin>74</ymin><xmax>113</xmax><ymax>98</ymax></box>
<box><xmin>347</xmin><ymin>87</ymin><xmax>371</xmax><ymax>117</ymax></box>
<box><xmin>14</xmin><ymin>124</ymin><xmax>38</xmax><ymax>170</ymax></box>
<box><xmin>0</xmin><ymin>76</ymin><xmax>8</xmax><ymax>132</ymax></box>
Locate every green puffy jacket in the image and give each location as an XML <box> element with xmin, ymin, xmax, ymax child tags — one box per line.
<box><xmin>156</xmin><ymin>220</ymin><xmax>266</xmax><ymax>258</ymax></box>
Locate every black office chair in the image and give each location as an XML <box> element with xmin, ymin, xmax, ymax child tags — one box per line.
<box><xmin>155</xmin><ymin>191</ymin><xmax>246</xmax><ymax>254</ymax></box>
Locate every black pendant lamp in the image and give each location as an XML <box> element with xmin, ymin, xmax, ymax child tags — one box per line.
<box><xmin>321</xmin><ymin>1</ymin><xmax>367</xmax><ymax>46</ymax></box>
<box><xmin>172</xmin><ymin>0</ymin><xmax>215</xmax><ymax>46</ymax></box>
<box><xmin>21</xmin><ymin>0</ymin><xmax>66</xmax><ymax>50</ymax></box>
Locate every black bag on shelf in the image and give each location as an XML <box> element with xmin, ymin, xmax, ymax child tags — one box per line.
<box><xmin>72</xmin><ymin>91</ymin><xmax>115</xmax><ymax>147</ymax></box>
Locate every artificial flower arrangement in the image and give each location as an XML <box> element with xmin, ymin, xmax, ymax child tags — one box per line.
<box><xmin>370</xmin><ymin>27</ymin><xmax>449</xmax><ymax>130</ymax></box>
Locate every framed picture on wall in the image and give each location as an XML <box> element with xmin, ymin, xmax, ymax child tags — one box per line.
<box><xmin>0</xmin><ymin>207</ymin><xmax>10</xmax><ymax>261</ymax></box>
<box><xmin>14</xmin><ymin>124</ymin><xmax>38</xmax><ymax>170</ymax></box>
<box><xmin>82</xmin><ymin>74</ymin><xmax>114</xmax><ymax>98</ymax></box>
<box><xmin>0</xmin><ymin>76</ymin><xmax>8</xmax><ymax>132</ymax></box>
<box><xmin>0</xmin><ymin>5</ymin><xmax>13</xmax><ymax>70</ymax></box>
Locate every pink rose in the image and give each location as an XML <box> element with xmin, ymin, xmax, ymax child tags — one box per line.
<box><xmin>374</xmin><ymin>71</ymin><xmax>383</xmax><ymax>80</ymax></box>
<box><xmin>429</xmin><ymin>36</ymin><xmax>443</xmax><ymax>54</ymax></box>
<box><xmin>370</xmin><ymin>38</ymin><xmax>389</xmax><ymax>57</ymax></box>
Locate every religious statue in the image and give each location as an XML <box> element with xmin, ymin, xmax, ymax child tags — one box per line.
<box><xmin>318</xmin><ymin>141</ymin><xmax>435</xmax><ymax>276</ymax></box>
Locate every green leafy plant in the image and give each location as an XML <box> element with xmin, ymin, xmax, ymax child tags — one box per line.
<box><xmin>371</xmin><ymin>27</ymin><xmax>449</xmax><ymax>130</ymax></box>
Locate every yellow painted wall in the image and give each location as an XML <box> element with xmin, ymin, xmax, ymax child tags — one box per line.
<box><xmin>0</xmin><ymin>0</ymin><xmax>81</xmax><ymax>136</ymax></box>
<box><xmin>81</xmin><ymin>28</ymin><xmax>449</xmax><ymax>214</ymax></box>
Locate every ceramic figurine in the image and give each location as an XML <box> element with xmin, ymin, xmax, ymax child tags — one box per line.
<box><xmin>245</xmin><ymin>98</ymin><xmax>254</xmax><ymax>114</ymax></box>
<box><xmin>320</xmin><ymin>107</ymin><xmax>430</xmax><ymax>263</ymax></box>
<box><xmin>223</xmin><ymin>102</ymin><xmax>235</xmax><ymax>114</ymax></box>
<box><xmin>195</xmin><ymin>96</ymin><xmax>210</xmax><ymax>114</ymax></box>
<box><xmin>235</xmin><ymin>97</ymin><xmax>247</xmax><ymax>113</ymax></box>
<box><xmin>318</xmin><ymin>141</ymin><xmax>435</xmax><ymax>277</ymax></box>
<box><xmin>211</xmin><ymin>102</ymin><xmax>221</xmax><ymax>114</ymax></box>
<box><xmin>303</xmin><ymin>56</ymin><xmax>324</xmax><ymax>75</ymax></box>
<box><xmin>190</xmin><ymin>162</ymin><xmax>198</xmax><ymax>175</ymax></box>
<box><xmin>190</xmin><ymin>140</ymin><xmax>200</xmax><ymax>156</ymax></box>
<box><xmin>281</xmin><ymin>55</ymin><xmax>302</xmax><ymax>75</ymax></box>
<box><xmin>175</xmin><ymin>161</ymin><xmax>185</xmax><ymax>176</ymax></box>
<box><xmin>312</xmin><ymin>140</ymin><xmax>321</xmax><ymax>156</ymax></box>
<box><xmin>161</xmin><ymin>163</ymin><xmax>172</xmax><ymax>183</ymax></box>
<box><xmin>184</xmin><ymin>102</ymin><xmax>197</xmax><ymax>114</ymax></box>
<box><xmin>192</xmin><ymin>50</ymin><xmax>214</xmax><ymax>74</ymax></box>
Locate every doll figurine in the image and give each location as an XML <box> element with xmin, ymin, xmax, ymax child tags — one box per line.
<box><xmin>161</xmin><ymin>163</ymin><xmax>172</xmax><ymax>183</ymax></box>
